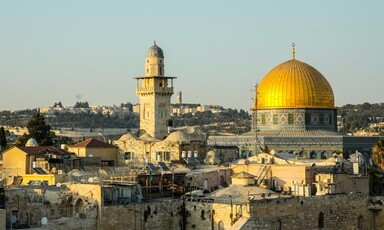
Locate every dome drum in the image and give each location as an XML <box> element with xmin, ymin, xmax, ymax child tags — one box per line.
<box><xmin>252</xmin><ymin>108</ymin><xmax>337</xmax><ymax>131</ymax></box>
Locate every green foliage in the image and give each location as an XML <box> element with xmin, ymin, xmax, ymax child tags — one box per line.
<box><xmin>53</xmin><ymin>101</ymin><xmax>63</xmax><ymax>108</ymax></box>
<box><xmin>338</xmin><ymin>102</ymin><xmax>384</xmax><ymax>133</ymax></box>
<box><xmin>74</xmin><ymin>101</ymin><xmax>89</xmax><ymax>108</ymax></box>
<box><xmin>0</xmin><ymin>109</ymin><xmax>37</xmax><ymax>127</ymax></box>
<box><xmin>17</xmin><ymin>111</ymin><xmax>56</xmax><ymax>146</ymax></box>
<box><xmin>372</xmin><ymin>139</ymin><xmax>384</xmax><ymax>170</ymax></box>
<box><xmin>120</xmin><ymin>102</ymin><xmax>133</xmax><ymax>111</ymax></box>
<box><xmin>55</xmin><ymin>136</ymin><xmax>75</xmax><ymax>146</ymax></box>
<box><xmin>369</xmin><ymin>166</ymin><xmax>384</xmax><ymax>195</ymax></box>
<box><xmin>46</xmin><ymin>112</ymin><xmax>140</xmax><ymax>129</ymax></box>
<box><xmin>172</xmin><ymin>109</ymin><xmax>251</xmax><ymax>134</ymax></box>
<box><xmin>0</xmin><ymin>127</ymin><xmax>7</xmax><ymax>148</ymax></box>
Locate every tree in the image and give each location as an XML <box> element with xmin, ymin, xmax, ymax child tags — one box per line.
<box><xmin>372</xmin><ymin>139</ymin><xmax>384</xmax><ymax>170</ymax></box>
<box><xmin>0</xmin><ymin>127</ymin><xmax>7</xmax><ymax>149</ymax></box>
<box><xmin>17</xmin><ymin>110</ymin><xmax>56</xmax><ymax>146</ymax></box>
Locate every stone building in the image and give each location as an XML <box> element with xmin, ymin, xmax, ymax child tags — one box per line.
<box><xmin>135</xmin><ymin>42</ymin><xmax>176</xmax><ymax>140</ymax></box>
<box><xmin>1</xmin><ymin>138</ymin><xmax>74</xmax><ymax>186</ymax></box>
<box><xmin>114</xmin><ymin>130</ymin><xmax>205</xmax><ymax>165</ymax></box>
<box><xmin>67</xmin><ymin>138</ymin><xmax>118</xmax><ymax>166</ymax></box>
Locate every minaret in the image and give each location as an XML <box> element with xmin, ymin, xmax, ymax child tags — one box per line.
<box><xmin>135</xmin><ymin>42</ymin><xmax>176</xmax><ymax>139</ymax></box>
<box><xmin>176</xmin><ymin>91</ymin><xmax>182</xmax><ymax>105</ymax></box>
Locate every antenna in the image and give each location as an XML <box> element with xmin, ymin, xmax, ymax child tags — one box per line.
<box><xmin>252</xmin><ymin>83</ymin><xmax>264</xmax><ymax>153</ymax></box>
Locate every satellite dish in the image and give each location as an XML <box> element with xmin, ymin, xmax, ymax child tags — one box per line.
<box><xmin>88</xmin><ymin>154</ymin><xmax>94</xmax><ymax>157</ymax></box>
<box><xmin>41</xmin><ymin>217</ymin><xmax>48</xmax><ymax>225</ymax></box>
<box><xmin>88</xmin><ymin>177</ymin><xmax>94</xmax><ymax>183</ymax></box>
<box><xmin>56</xmin><ymin>183</ymin><xmax>62</xmax><ymax>187</ymax></box>
<box><xmin>11</xmin><ymin>215</ymin><xmax>17</xmax><ymax>224</ymax></box>
<box><xmin>185</xmin><ymin>127</ymin><xmax>195</xmax><ymax>134</ymax></box>
<box><xmin>270</xmin><ymin>150</ymin><xmax>276</xmax><ymax>155</ymax></box>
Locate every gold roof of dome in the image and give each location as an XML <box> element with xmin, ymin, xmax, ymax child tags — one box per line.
<box><xmin>254</xmin><ymin>47</ymin><xmax>334</xmax><ymax>110</ymax></box>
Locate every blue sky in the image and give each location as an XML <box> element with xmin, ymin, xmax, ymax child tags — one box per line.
<box><xmin>1</xmin><ymin>1</ymin><xmax>383</xmax><ymax>111</ymax></box>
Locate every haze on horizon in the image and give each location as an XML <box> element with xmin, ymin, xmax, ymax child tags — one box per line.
<box><xmin>1</xmin><ymin>1</ymin><xmax>383</xmax><ymax>111</ymax></box>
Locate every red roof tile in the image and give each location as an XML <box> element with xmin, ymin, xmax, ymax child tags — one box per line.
<box><xmin>17</xmin><ymin>146</ymin><xmax>73</xmax><ymax>156</ymax></box>
<box><xmin>69</xmin><ymin>138</ymin><xmax>116</xmax><ymax>148</ymax></box>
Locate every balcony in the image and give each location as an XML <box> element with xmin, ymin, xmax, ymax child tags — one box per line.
<box><xmin>136</xmin><ymin>86</ymin><xmax>174</xmax><ymax>95</ymax></box>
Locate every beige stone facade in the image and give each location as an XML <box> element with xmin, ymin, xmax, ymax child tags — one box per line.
<box><xmin>115</xmin><ymin>131</ymin><xmax>205</xmax><ymax>164</ymax></box>
<box><xmin>67</xmin><ymin>138</ymin><xmax>118</xmax><ymax>166</ymax></box>
<box><xmin>135</xmin><ymin>43</ymin><xmax>176</xmax><ymax>139</ymax></box>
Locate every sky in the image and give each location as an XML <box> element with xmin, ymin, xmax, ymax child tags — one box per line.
<box><xmin>1</xmin><ymin>1</ymin><xmax>383</xmax><ymax>111</ymax></box>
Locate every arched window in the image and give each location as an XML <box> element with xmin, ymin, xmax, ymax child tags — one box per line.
<box><xmin>218</xmin><ymin>221</ymin><xmax>224</xmax><ymax>230</ymax></box>
<box><xmin>277</xmin><ymin>219</ymin><xmax>282</xmax><ymax>230</ymax></box>
<box><xmin>358</xmin><ymin>215</ymin><xmax>363</xmax><ymax>230</ymax></box>
<box><xmin>318</xmin><ymin>212</ymin><xmax>325</xmax><ymax>228</ymax></box>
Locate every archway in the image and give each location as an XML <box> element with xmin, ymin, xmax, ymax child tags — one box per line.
<box><xmin>358</xmin><ymin>215</ymin><xmax>363</xmax><ymax>230</ymax></box>
<box><xmin>203</xmin><ymin>179</ymin><xmax>209</xmax><ymax>192</ymax></box>
<box><xmin>318</xmin><ymin>212</ymin><xmax>324</xmax><ymax>228</ymax></box>
<box><xmin>218</xmin><ymin>221</ymin><xmax>224</xmax><ymax>230</ymax></box>
<box><xmin>74</xmin><ymin>198</ymin><xmax>85</xmax><ymax>214</ymax></box>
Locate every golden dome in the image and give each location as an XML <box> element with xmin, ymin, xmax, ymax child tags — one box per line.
<box><xmin>255</xmin><ymin>59</ymin><xmax>334</xmax><ymax>109</ymax></box>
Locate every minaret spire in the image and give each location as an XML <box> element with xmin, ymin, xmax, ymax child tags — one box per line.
<box><xmin>292</xmin><ymin>42</ymin><xmax>296</xmax><ymax>60</ymax></box>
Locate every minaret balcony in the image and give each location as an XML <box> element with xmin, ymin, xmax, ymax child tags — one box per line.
<box><xmin>136</xmin><ymin>86</ymin><xmax>174</xmax><ymax>95</ymax></box>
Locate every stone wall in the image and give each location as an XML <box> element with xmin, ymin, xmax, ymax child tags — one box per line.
<box><xmin>99</xmin><ymin>200</ymin><xmax>184</xmax><ymax>230</ymax></box>
<box><xmin>5</xmin><ymin>187</ymin><xmax>63</xmax><ymax>229</ymax></box>
<box><xmin>5</xmin><ymin>185</ymin><xmax>384</xmax><ymax>230</ymax></box>
<box><xmin>242</xmin><ymin>193</ymin><xmax>375</xmax><ymax>230</ymax></box>
<box><xmin>0</xmin><ymin>209</ymin><xmax>5</xmax><ymax>230</ymax></box>
<box><xmin>98</xmin><ymin>198</ymin><xmax>244</xmax><ymax>230</ymax></box>
<box><xmin>5</xmin><ymin>186</ymin><xmax>97</xmax><ymax>229</ymax></box>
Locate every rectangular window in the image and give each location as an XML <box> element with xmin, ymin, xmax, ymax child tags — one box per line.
<box><xmin>156</xmin><ymin>152</ymin><xmax>162</xmax><ymax>162</ymax></box>
<box><xmin>288</xmin><ymin>114</ymin><xmax>294</xmax><ymax>124</ymax></box>
<box><xmin>102</xmin><ymin>161</ymin><xmax>114</xmax><ymax>166</ymax></box>
<box><xmin>124</xmin><ymin>152</ymin><xmax>135</xmax><ymax>160</ymax></box>
<box><xmin>165</xmin><ymin>152</ymin><xmax>171</xmax><ymax>161</ymax></box>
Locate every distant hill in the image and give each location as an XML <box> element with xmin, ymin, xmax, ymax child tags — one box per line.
<box><xmin>337</xmin><ymin>102</ymin><xmax>384</xmax><ymax>133</ymax></box>
<box><xmin>0</xmin><ymin>107</ymin><xmax>251</xmax><ymax>135</ymax></box>
<box><xmin>2</xmin><ymin>102</ymin><xmax>383</xmax><ymax>135</ymax></box>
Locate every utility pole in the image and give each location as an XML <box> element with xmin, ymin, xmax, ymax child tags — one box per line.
<box><xmin>253</xmin><ymin>83</ymin><xmax>262</xmax><ymax>153</ymax></box>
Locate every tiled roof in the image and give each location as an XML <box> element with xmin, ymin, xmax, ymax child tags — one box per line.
<box><xmin>70</xmin><ymin>138</ymin><xmax>116</xmax><ymax>148</ymax></box>
<box><xmin>242</xmin><ymin>130</ymin><xmax>343</xmax><ymax>137</ymax></box>
<box><xmin>17</xmin><ymin>146</ymin><xmax>73</xmax><ymax>156</ymax></box>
